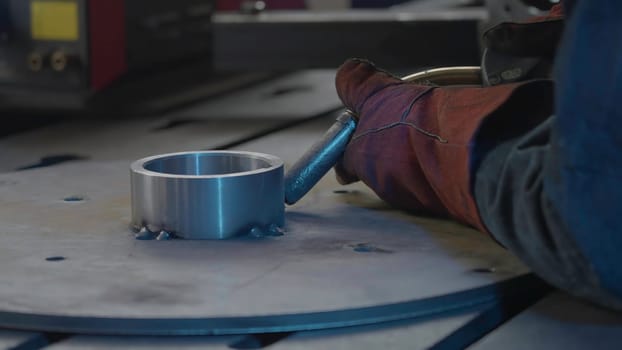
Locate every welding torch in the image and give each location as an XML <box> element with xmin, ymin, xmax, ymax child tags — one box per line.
<box><xmin>284</xmin><ymin>66</ymin><xmax>482</xmax><ymax>205</ymax></box>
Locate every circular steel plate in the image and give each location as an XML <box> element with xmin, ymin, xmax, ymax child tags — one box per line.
<box><xmin>0</xmin><ymin>161</ymin><xmax>527</xmax><ymax>329</ymax></box>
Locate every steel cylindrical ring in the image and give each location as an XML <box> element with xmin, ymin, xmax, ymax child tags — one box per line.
<box><xmin>131</xmin><ymin>151</ymin><xmax>284</xmax><ymax>239</ymax></box>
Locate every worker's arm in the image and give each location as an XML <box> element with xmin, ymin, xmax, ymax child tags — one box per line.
<box><xmin>474</xmin><ymin>0</ymin><xmax>622</xmax><ymax>309</ymax></box>
<box><xmin>335</xmin><ymin>0</ymin><xmax>622</xmax><ymax>309</ymax></box>
<box><xmin>334</xmin><ymin>59</ymin><xmax>553</xmax><ymax>232</ymax></box>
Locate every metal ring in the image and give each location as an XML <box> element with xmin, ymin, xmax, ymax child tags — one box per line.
<box><xmin>131</xmin><ymin>151</ymin><xmax>284</xmax><ymax>239</ymax></box>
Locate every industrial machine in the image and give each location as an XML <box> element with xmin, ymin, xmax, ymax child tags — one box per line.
<box><xmin>0</xmin><ymin>0</ymin><xmax>487</xmax><ymax>113</ymax></box>
<box><xmin>0</xmin><ymin>0</ymin><xmax>216</xmax><ymax>112</ymax></box>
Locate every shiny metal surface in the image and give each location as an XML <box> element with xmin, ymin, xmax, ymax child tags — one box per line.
<box><xmin>402</xmin><ymin>66</ymin><xmax>482</xmax><ymax>86</ymax></box>
<box><xmin>131</xmin><ymin>151</ymin><xmax>284</xmax><ymax>239</ymax></box>
<box><xmin>0</xmin><ymin>274</ymin><xmax>545</xmax><ymax>336</ymax></box>
<box><xmin>284</xmin><ymin>67</ymin><xmax>482</xmax><ymax>205</ymax></box>
<box><xmin>0</xmin><ymin>120</ymin><xmax>527</xmax><ymax>319</ymax></box>
<box><xmin>0</xmin><ymin>114</ymin><xmax>528</xmax><ymax>343</ymax></box>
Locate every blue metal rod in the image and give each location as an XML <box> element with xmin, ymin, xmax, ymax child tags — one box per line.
<box><xmin>284</xmin><ymin>111</ymin><xmax>357</xmax><ymax>205</ymax></box>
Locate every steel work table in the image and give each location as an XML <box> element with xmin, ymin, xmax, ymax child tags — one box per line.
<box><xmin>0</xmin><ymin>71</ymin><xmax>621</xmax><ymax>349</ymax></box>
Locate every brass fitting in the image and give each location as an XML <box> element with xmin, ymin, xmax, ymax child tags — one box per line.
<box><xmin>50</xmin><ymin>50</ymin><xmax>68</xmax><ymax>72</ymax></box>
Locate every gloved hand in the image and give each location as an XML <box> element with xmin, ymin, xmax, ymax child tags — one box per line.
<box><xmin>334</xmin><ymin>59</ymin><xmax>553</xmax><ymax>231</ymax></box>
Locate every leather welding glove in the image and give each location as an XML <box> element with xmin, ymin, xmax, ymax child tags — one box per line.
<box><xmin>334</xmin><ymin>59</ymin><xmax>553</xmax><ymax>232</ymax></box>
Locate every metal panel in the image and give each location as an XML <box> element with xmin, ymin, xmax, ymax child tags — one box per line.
<box><xmin>48</xmin><ymin>335</ymin><xmax>236</xmax><ymax>349</ymax></box>
<box><xmin>170</xmin><ymin>70</ymin><xmax>341</xmax><ymax>120</ymax></box>
<box><xmin>0</xmin><ymin>115</ymin><xmax>526</xmax><ymax>322</ymax></box>
<box><xmin>0</xmin><ymin>329</ymin><xmax>46</xmax><ymax>349</ymax></box>
<box><xmin>0</xmin><ymin>70</ymin><xmax>341</xmax><ymax>172</ymax></box>
<box><xmin>0</xmin><ymin>161</ymin><xmax>526</xmax><ymax>319</ymax></box>
<box><xmin>0</xmin><ymin>117</ymin><xmax>282</xmax><ymax>172</ymax></box>
<box><xmin>45</xmin><ymin>315</ymin><xmax>475</xmax><ymax>350</ymax></box>
<box><xmin>268</xmin><ymin>314</ymin><xmax>478</xmax><ymax>350</ymax></box>
<box><xmin>470</xmin><ymin>292</ymin><xmax>622</xmax><ymax>350</ymax></box>
<box><xmin>213</xmin><ymin>9</ymin><xmax>487</xmax><ymax>70</ymax></box>
<box><xmin>124</xmin><ymin>0</ymin><xmax>215</xmax><ymax>69</ymax></box>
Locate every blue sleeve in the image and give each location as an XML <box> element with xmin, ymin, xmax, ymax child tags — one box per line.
<box><xmin>546</xmin><ymin>0</ymin><xmax>622</xmax><ymax>297</ymax></box>
<box><xmin>473</xmin><ymin>0</ymin><xmax>622</xmax><ymax>309</ymax></box>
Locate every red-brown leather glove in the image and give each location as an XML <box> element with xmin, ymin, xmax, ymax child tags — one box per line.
<box><xmin>334</xmin><ymin>59</ymin><xmax>553</xmax><ymax>232</ymax></box>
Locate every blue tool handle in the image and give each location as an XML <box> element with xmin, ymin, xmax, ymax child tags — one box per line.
<box><xmin>284</xmin><ymin>111</ymin><xmax>357</xmax><ymax>205</ymax></box>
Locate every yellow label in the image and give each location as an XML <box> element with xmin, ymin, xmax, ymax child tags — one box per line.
<box><xmin>31</xmin><ymin>0</ymin><xmax>79</xmax><ymax>41</ymax></box>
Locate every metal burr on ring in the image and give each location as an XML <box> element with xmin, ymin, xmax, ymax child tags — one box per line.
<box><xmin>130</xmin><ymin>151</ymin><xmax>284</xmax><ymax>240</ymax></box>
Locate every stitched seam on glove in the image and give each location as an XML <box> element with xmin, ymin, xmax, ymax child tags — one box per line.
<box><xmin>351</xmin><ymin>121</ymin><xmax>448</xmax><ymax>144</ymax></box>
<box><xmin>351</xmin><ymin>86</ymin><xmax>443</xmax><ymax>143</ymax></box>
<box><xmin>400</xmin><ymin>86</ymin><xmax>436</xmax><ymax>122</ymax></box>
